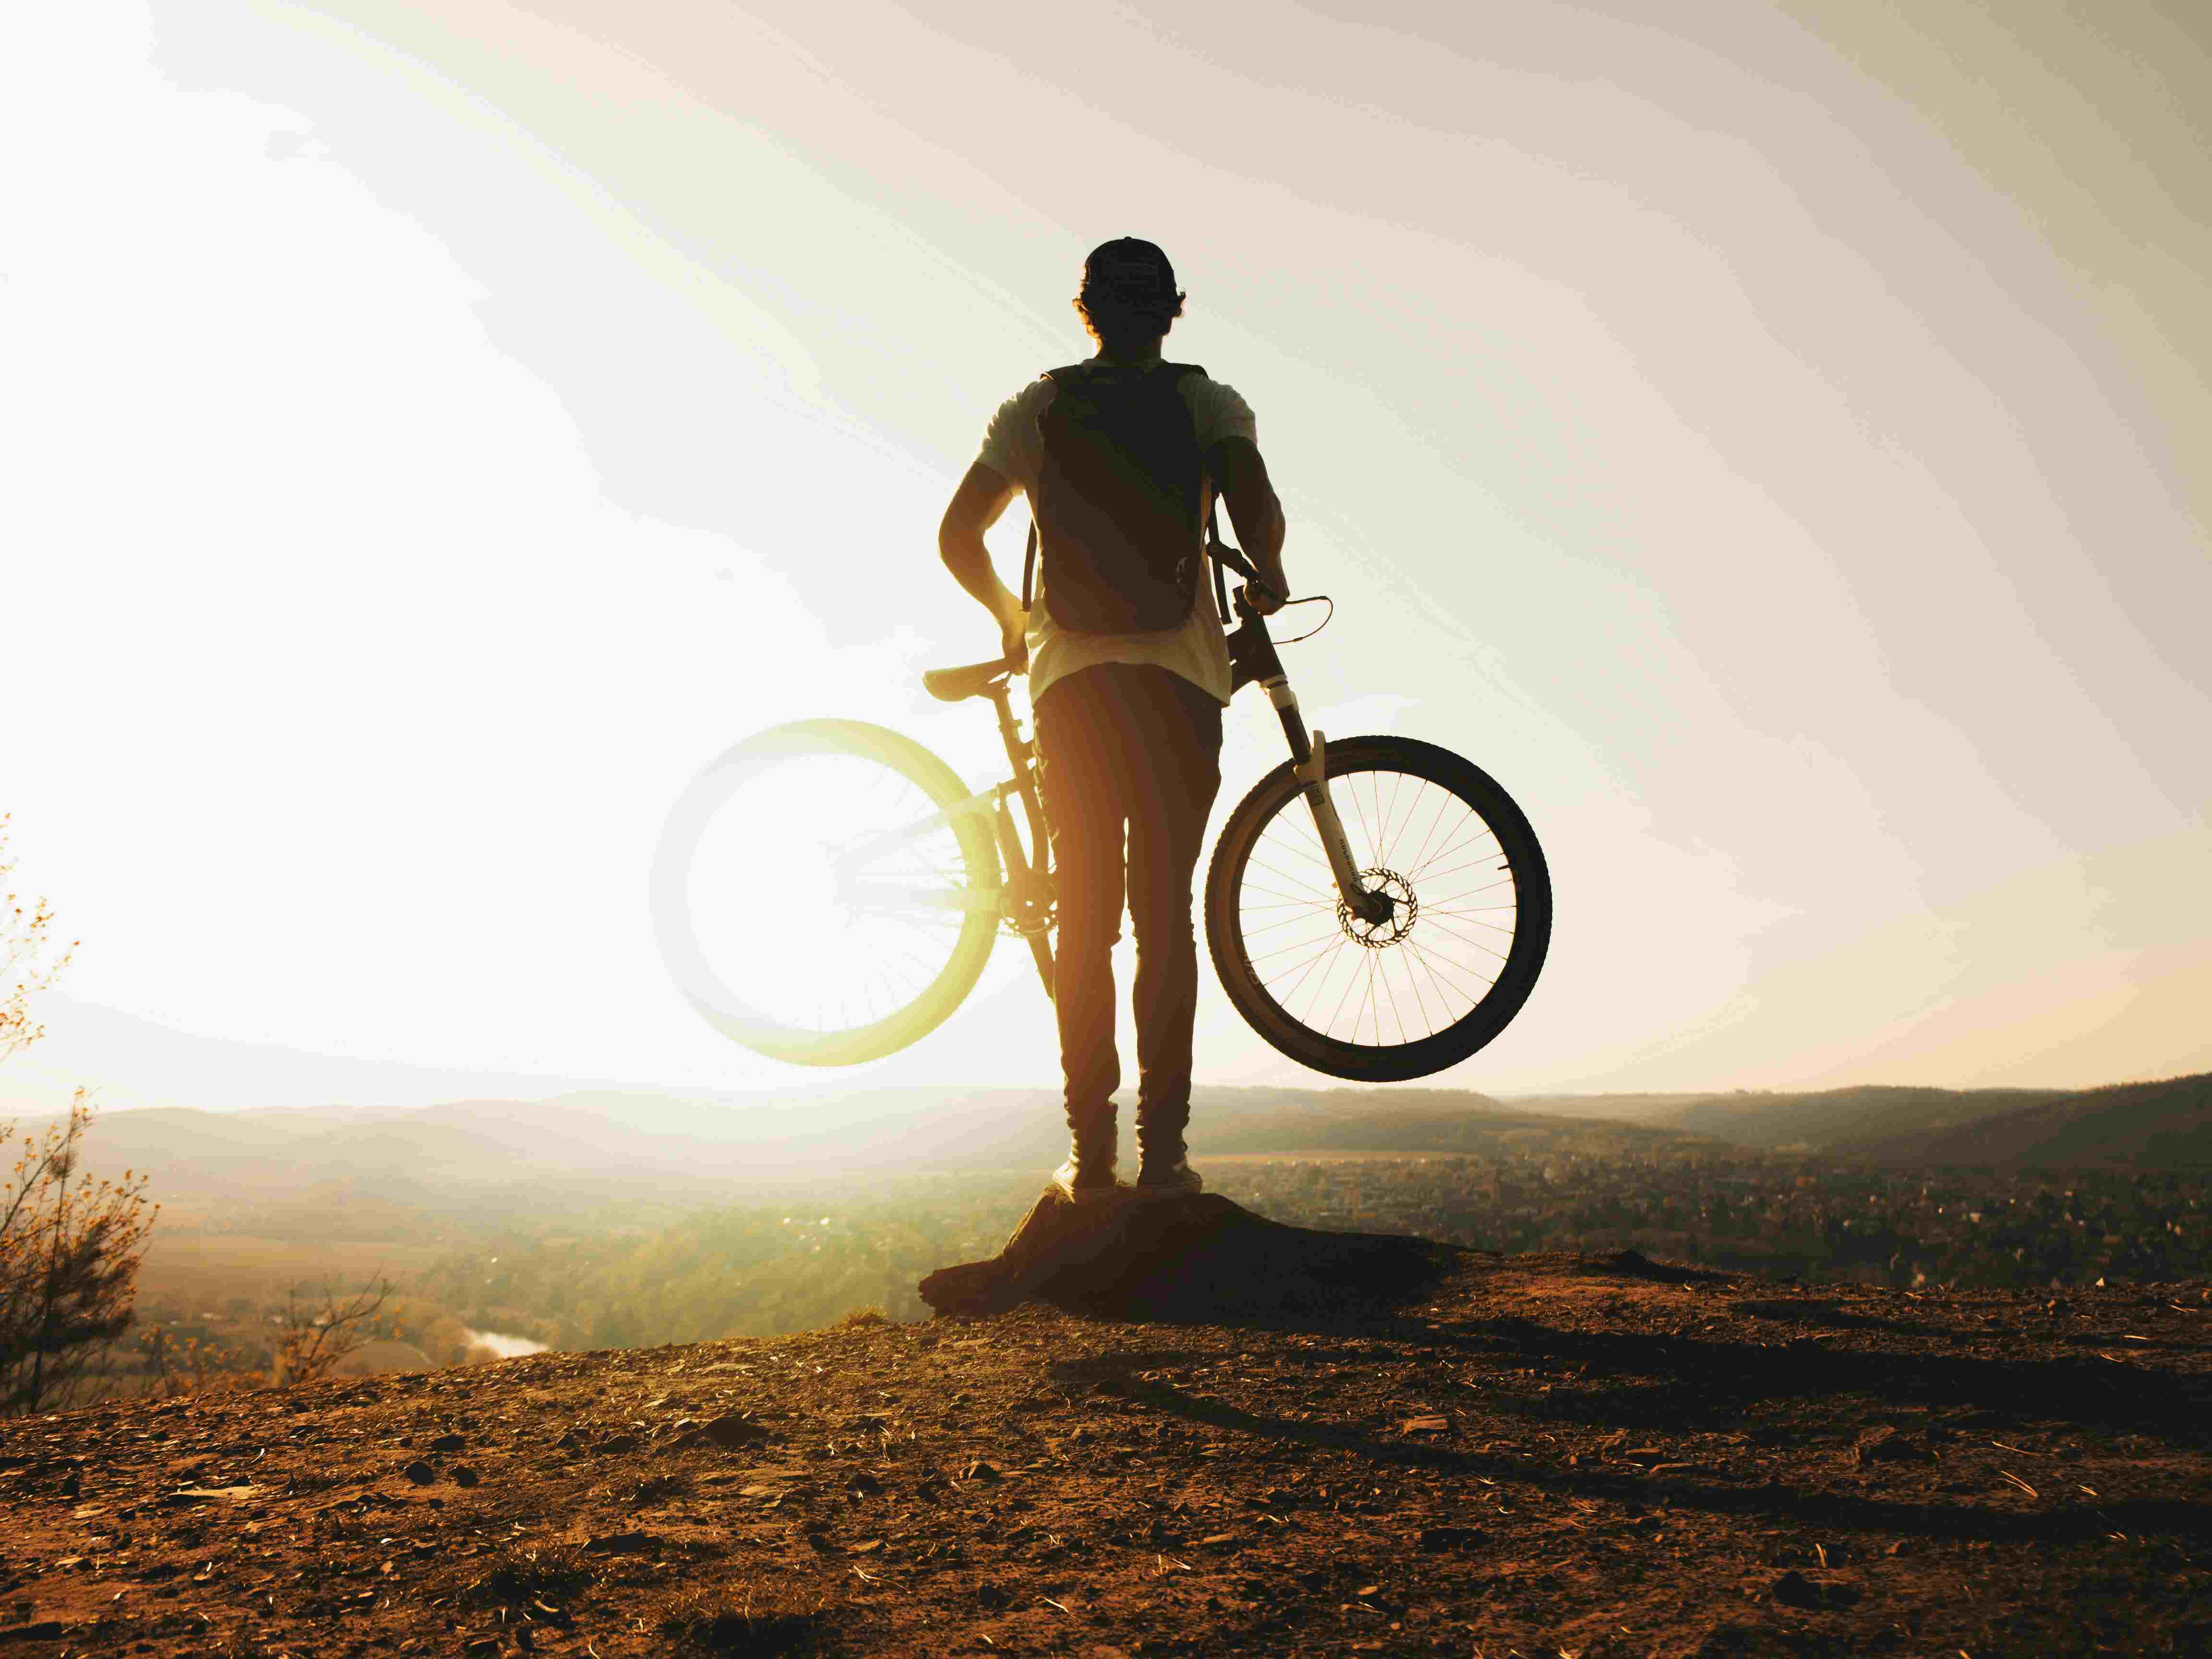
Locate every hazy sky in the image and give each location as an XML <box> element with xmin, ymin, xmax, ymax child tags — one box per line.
<box><xmin>5</xmin><ymin>0</ymin><xmax>2208</xmax><ymax>1110</ymax></box>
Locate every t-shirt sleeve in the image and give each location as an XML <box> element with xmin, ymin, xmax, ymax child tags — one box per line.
<box><xmin>977</xmin><ymin>382</ymin><xmax>1048</xmax><ymax>493</ymax></box>
<box><xmin>1188</xmin><ymin>376</ymin><xmax>1258</xmax><ymax>451</ymax></box>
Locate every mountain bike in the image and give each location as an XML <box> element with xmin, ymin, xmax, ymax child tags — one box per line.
<box><xmin>651</xmin><ymin>556</ymin><xmax>1551</xmax><ymax>1082</ymax></box>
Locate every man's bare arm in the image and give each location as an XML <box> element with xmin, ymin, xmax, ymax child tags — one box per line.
<box><xmin>938</xmin><ymin>461</ymin><xmax>1027</xmax><ymax>664</ymax></box>
<box><xmin>1206</xmin><ymin>436</ymin><xmax>1288</xmax><ymax>612</ymax></box>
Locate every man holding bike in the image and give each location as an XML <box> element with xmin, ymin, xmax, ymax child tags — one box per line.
<box><xmin>938</xmin><ymin>238</ymin><xmax>1289</xmax><ymax>1205</ymax></box>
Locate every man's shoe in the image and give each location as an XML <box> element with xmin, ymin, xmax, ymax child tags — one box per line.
<box><xmin>1051</xmin><ymin>1156</ymin><xmax>1123</xmax><ymax>1205</ymax></box>
<box><xmin>1050</xmin><ymin>1118</ymin><xmax>1128</xmax><ymax>1206</ymax></box>
<box><xmin>1133</xmin><ymin>1158</ymin><xmax>1203</xmax><ymax>1200</ymax></box>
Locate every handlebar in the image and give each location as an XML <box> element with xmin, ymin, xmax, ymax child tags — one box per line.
<box><xmin>1207</xmin><ymin>536</ymin><xmax>1284</xmax><ymax>612</ymax></box>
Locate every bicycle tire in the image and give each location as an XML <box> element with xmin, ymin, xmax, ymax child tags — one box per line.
<box><xmin>651</xmin><ymin>719</ymin><xmax>1000</xmax><ymax>1066</ymax></box>
<box><xmin>1204</xmin><ymin>734</ymin><xmax>1550</xmax><ymax>1082</ymax></box>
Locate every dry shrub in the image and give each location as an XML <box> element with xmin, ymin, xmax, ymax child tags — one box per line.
<box><xmin>0</xmin><ymin>821</ymin><xmax>155</xmax><ymax>1415</ymax></box>
<box><xmin>0</xmin><ymin>816</ymin><xmax>72</xmax><ymax>1065</ymax></box>
<box><xmin>452</xmin><ymin>1541</ymin><xmax>595</xmax><ymax>1611</ymax></box>
<box><xmin>656</xmin><ymin>1580</ymin><xmax>838</xmax><ymax>1656</ymax></box>
<box><xmin>0</xmin><ymin>1093</ymin><xmax>156</xmax><ymax>1413</ymax></box>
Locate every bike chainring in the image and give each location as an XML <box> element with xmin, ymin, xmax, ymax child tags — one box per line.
<box><xmin>999</xmin><ymin>876</ymin><xmax>1057</xmax><ymax>938</ymax></box>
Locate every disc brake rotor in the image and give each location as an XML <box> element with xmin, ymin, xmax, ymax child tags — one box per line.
<box><xmin>1336</xmin><ymin>868</ymin><xmax>1417</xmax><ymax>949</ymax></box>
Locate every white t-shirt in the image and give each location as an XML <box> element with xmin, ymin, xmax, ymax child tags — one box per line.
<box><xmin>977</xmin><ymin>361</ymin><xmax>1258</xmax><ymax>709</ymax></box>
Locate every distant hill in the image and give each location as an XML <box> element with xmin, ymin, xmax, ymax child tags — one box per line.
<box><xmin>27</xmin><ymin>1074</ymin><xmax>2210</xmax><ymax>1204</ymax></box>
<box><xmin>1504</xmin><ymin>1083</ymin><xmax>2113</xmax><ymax>1152</ymax></box>
<box><xmin>22</xmin><ymin>1085</ymin><xmax>1731</xmax><ymax>1219</ymax></box>
<box><xmin>1655</xmin><ymin>1084</ymin><xmax>2060</xmax><ymax>1149</ymax></box>
<box><xmin>1839</xmin><ymin>1072</ymin><xmax>2212</xmax><ymax>1166</ymax></box>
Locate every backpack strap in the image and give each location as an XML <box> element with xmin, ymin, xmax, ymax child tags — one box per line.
<box><xmin>1023</xmin><ymin>367</ymin><xmax>1084</xmax><ymax>611</ymax></box>
<box><xmin>1209</xmin><ymin>500</ymin><xmax>1229</xmax><ymax>623</ymax></box>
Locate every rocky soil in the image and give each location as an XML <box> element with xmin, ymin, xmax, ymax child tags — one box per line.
<box><xmin>4</xmin><ymin>1197</ymin><xmax>2210</xmax><ymax>1657</ymax></box>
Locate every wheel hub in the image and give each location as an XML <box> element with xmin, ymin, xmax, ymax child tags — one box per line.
<box><xmin>1337</xmin><ymin>868</ymin><xmax>1416</xmax><ymax>948</ymax></box>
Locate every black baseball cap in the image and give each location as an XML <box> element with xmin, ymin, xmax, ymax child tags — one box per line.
<box><xmin>1081</xmin><ymin>237</ymin><xmax>1178</xmax><ymax>297</ymax></box>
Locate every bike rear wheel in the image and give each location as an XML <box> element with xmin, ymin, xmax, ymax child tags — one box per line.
<box><xmin>1204</xmin><ymin>735</ymin><xmax>1550</xmax><ymax>1082</ymax></box>
<box><xmin>651</xmin><ymin>719</ymin><xmax>1000</xmax><ymax>1066</ymax></box>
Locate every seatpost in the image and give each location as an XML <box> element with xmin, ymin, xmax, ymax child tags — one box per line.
<box><xmin>986</xmin><ymin>681</ymin><xmax>1026</xmax><ymax>765</ymax></box>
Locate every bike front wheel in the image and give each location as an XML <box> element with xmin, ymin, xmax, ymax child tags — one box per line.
<box><xmin>1204</xmin><ymin>735</ymin><xmax>1551</xmax><ymax>1082</ymax></box>
<box><xmin>651</xmin><ymin>719</ymin><xmax>1001</xmax><ymax>1066</ymax></box>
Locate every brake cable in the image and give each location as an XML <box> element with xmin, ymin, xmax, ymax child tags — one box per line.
<box><xmin>1271</xmin><ymin>594</ymin><xmax>1334</xmax><ymax>645</ymax></box>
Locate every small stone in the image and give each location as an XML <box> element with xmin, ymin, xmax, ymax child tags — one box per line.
<box><xmin>696</xmin><ymin>1414</ymin><xmax>767</xmax><ymax>1451</ymax></box>
<box><xmin>1771</xmin><ymin>1570</ymin><xmax>1820</xmax><ymax>1608</ymax></box>
<box><xmin>965</xmin><ymin>1459</ymin><xmax>1001</xmax><ymax>1482</ymax></box>
<box><xmin>594</xmin><ymin>1433</ymin><xmax>641</xmax><ymax>1455</ymax></box>
<box><xmin>429</xmin><ymin>1433</ymin><xmax>467</xmax><ymax>1454</ymax></box>
<box><xmin>452</xmin><ymin>1466</ymin><xmax>481</xmax><ymax>1488</ymax></box>
<box><xmin>401</xmin><ymin>1461</ymin><xmax>436</xmax><ymax>1486</ymax></box>
<box><xmin>582</xmin><ymin>1531</ymin><xmax>659</xmax><ymax>1555</ymax></box>
<box><xmin>1855</xmin><ymin>1426</ymin><xmax>1933</xmax><ymax>1465</ymax></box>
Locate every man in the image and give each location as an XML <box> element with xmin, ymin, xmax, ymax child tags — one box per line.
<box><xmin>938</xmin><ymin>238</ymin><xmax>1289</xmax><ymax>1204</ymax></box>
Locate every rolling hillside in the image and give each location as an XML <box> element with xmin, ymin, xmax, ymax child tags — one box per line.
<box><xmin>21</xmin><ymin>1085</ymin><xmax>1729</xmax><ymax>1220</ymax></box>
<box><xmin>1840</xmin><ymin>1071</ymin><xmax>2212</xmax><ymax>1166</ymax></box>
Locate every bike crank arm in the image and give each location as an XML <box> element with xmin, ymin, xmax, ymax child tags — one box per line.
<box><xmin>1265</xmin><ymin>677</ymin><xmax>1396</xmax><ymax>928</ymax></box>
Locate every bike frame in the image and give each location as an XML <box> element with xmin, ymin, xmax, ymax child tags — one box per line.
<box><xmin>830</xmin><ymin>582</ymin><xmax>1390</xmax><ymax>980</ymax></box>
<box><xmin>989</xmin><ymin>586</ymin><xmax>1393</xmax><ymax>962</ymax></box>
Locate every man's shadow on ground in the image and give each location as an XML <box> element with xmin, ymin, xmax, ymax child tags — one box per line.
<box><xmin>1046</xmin><ymin>1341</ymin><xmax>2212</xmax><ymax>1547</ymax></box>
<box><xmin>920</xmin><ymin>1190</ymin><xmax>2212</xmax><ymax>1541</ymax></box>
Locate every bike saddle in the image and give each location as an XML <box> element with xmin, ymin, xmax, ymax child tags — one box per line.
<box><xmin>921</xmin><ymin>657</ymin><xmax>1015</xmax><ymax>702</ymax></box>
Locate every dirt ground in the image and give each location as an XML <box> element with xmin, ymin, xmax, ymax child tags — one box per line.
<box><xmin>4</xmin><ymin>1211</ymin><xmax>2210</xmax><ymax>1657</ymax></box>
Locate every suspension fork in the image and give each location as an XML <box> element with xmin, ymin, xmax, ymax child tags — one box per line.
<box><xmin>1262</xmin><ymin>673</ymin><xmax>1395</xmax><ymax>927</ymax></box>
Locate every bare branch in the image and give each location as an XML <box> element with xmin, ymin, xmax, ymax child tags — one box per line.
<box><xmin>273</xmin><ymin>1275</ymin><xmax>397</xmax><ymax>1386</ymax></box>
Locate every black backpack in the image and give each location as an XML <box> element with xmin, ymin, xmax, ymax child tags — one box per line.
<box><xmin>1022</xmin><ymin>362</ymin><xmax>1208</xmax><ymax>634</ymax></box>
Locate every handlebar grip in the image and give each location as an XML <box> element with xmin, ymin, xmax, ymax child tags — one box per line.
<box><xmin>1232</xmin><ymin>579</ymin><xmax>1285</xmax><ymax>617</ymax></box>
